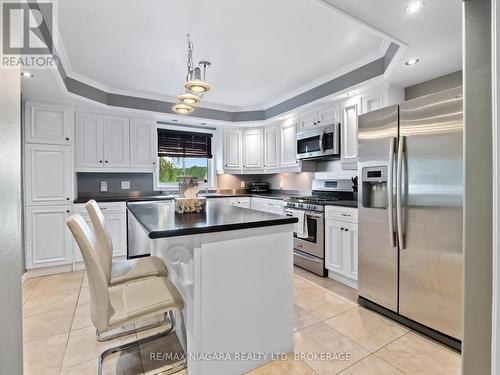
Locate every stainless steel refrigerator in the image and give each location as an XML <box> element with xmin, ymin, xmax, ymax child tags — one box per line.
<box><xmin>357</xmin><ymin>87</ymin><xmax>463</xmax><ymax>344</ymax></box>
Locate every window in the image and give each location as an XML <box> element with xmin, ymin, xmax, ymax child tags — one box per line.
<box><xmin>156</xmin><ymin>128</ymin><xmax>213</xmax><ymax>189</ymax></box>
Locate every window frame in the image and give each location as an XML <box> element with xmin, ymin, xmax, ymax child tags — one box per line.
<box><xmin>154</xmin><ymin>124</ymin><xmax>217</xmax><ymax>192</ymax></box>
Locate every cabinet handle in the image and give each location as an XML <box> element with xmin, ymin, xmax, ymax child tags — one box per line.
<box><xmin>66</xmin><ymin>197</ymin><xmax>70</xmax><ymax>201</ymax></box>
<box><xmin>105</xmin><ymin>160</ymin><xmax>108</xmax><ymax>163</ymax></box>
<box><xmin>99</xmin><ymin>160</ymin><xmax>103</xmax><ymax>163</ymax></box>
<box><xmin>317</xmin><ymin>120</ymin><xmax>321</xmax><ymax>124</ymax></box>
<box><xmin>340</xmin><ymin>213</ymin><xmax>351</xmax><ymax>217</ymax></box>
<box><xmin>65</xmin><ymin>137</ymin><xmax>70</xmax><ymax>141</ymax></box>
<box><xmin>66</xmin><ymin>210</ymin><xmax>70</xmax><ymax>213</ymax></box>
<box><xmin>341</xmin><ymin>227</ymin><xmax>344</xmax><ymax>231</ymax></box>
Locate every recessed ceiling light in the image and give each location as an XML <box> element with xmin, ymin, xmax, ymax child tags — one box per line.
<box><xmin>21</xmin><ymin>71</ymin><xmax>34</xmax><ymax>78</ymax></box>
<box><xmin>404</xmin><ymin>1</ymin><xmax>425</xmax><ymax>15</ymax></box>
<box><xmin>405</xmin><ymin>58</ymin><xmax>420</xmax><ymax>66</ymax></box>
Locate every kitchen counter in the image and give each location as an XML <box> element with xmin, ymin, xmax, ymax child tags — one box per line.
<box><xmin>127</xmin><ymin>199</ymin><xmax>297</xmax><ymax>239</ymax></box>
<box><xmin>74</xmin><ymin>191</ymin><xmax>301</xmax><ymax>204</ymax></box>
<box><xmin>127</xmin><ymin>199</ymin><xmax>296</xmax><ymax>374</ymax></box>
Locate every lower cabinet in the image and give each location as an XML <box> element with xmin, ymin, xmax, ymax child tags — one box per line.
<box><xmin>72</xmin><ymin>202</ymin><xmax>127</xmax><ymax>262</ymax></box>
<box><xmin>25</xmin><ymin>205</ymin><xmax>73</xmax><ymax>269</ymax></box>
<box><xmin>325</xmin><ymin>206</ymin><xmax>358</xmax><ymax>287</ymax></box>
<box><xmin>250</xmin><ymin>197</ymin><xmax>284</xmax><ymax>215</ymax></box>
<box><xmin>228</xmin><ymin>197</ymin><xmax>251</xmax><ymax>209</ymax></box>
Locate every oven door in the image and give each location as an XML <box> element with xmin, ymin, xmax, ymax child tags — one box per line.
<box><xmin>285</xmin><ymin>209</ymin><xmax>324</xmax><ymax>258</ymax></box>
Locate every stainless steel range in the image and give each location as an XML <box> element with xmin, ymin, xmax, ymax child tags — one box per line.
<box><xmin>285</xmin><ymin>178</ymin><xmax>357</xmax><ymax>276</ymax></box>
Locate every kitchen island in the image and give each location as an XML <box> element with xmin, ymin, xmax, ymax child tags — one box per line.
<box><xmin>127</xmin><ymin>200</ymin><xmax>297</xmax><ymax>375</ymax></box>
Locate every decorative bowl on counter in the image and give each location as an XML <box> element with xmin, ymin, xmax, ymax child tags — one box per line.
<box><xmin>175</xmin><ymin>197</ymin><xmax>207</xmax><ymax>214</ymax></box>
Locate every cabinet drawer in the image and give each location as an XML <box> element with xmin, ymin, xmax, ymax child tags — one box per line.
<box><xmin>325</xmin><ymin>206</ymin><xmax>358</xmax><ymax>222</ymax></box>
<box><xmin>251</xmin><ymin>197</ymin><xmax>284</xmax><ymax>214</ymax></box>
<box><xmin>73</xmin><ymin>201</ymin><xmax>126</xmax><ymax>215</ymax></box>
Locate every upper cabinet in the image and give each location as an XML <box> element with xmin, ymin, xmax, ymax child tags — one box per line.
<box><xmin>25</xmin><ymin>102</ymin><xmax>73</xmax><ymax>145</ymax></box>
<box><xmin>223</xmin><ymin>129</ymin><xmax>243</xmax><ymax>171</ymax></box>
<box><xmin>340</xmin><ymin>97</ymin><xmax>361</xmax><ymax>169</ymax></box>
<box><xmin>75</xmin><ymin>114</ymin><xmax>155</xmax><ymax>172</ymax></box>
<box><xmin>298</xmin><ymin>103</ymin><xmax>340</xmax><ymax>131</ymax></box>
<box><xmin>280</xmin><ymin>120</ymin><xmax>299</xmax><ymax>168</ymax></box>
<box><xmin>264</xmin><ymin>125</ymin><xmax>280</xmax><ymax>170</ymax></box>
<box><xmin>243</xmin><ymin>128</ymin><xmax>264</xmax><ymax>171</ymax></box>
<box><xmin>129</xmin><ymin>118</ymin><xmax>156</xmax><ymax>170</ymax></box>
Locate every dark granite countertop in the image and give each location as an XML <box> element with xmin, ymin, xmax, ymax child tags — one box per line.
<box><xmin>74</xmin><ymin>191</ymin><xmax>300</xmax><ymax>204</ymax></box>
<box><xmin>127</xmin><ymin>200</ymin><xmax>298</xmax><ymax>239</ymax></box>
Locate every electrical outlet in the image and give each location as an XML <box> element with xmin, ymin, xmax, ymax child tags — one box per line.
<box><xmin>279</xmin><ymin>180</ymin><xmax>284</xmax><ymax>190</ymax></box>
<box><xmin>121</xmin><ymin>181</ymin><xmax>130</xmax><ymax>190</ymax></box>
<box><xmin>240</xmin><ymin>181</ymin><xmax>245</xmax><ymax>188</ymax></box>
<box><xmin>100</xmin><ymin>181</ymin><xmax>108</xmax><ymax>192</ymax></box>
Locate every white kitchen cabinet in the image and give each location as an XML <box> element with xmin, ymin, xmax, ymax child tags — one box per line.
<box><xmin>362</xmin><ymin>94</ymin><xmax>383</xmax><ymax>114</ymax></box>
<box><xmin>25</xmin><ymin>205</ymin><xmax>73</xmax><ymax>269</ymax></box>
<box><xmin>103</xmin><ymin>116</ymin><xmax>130</xmax><ymax>168</ymax></box>
<box><xmin>228</xmin><ymin>197</ymin><xmax>251</xmax><ymax>209</ymax></box>
<box><xmin>280</xmin><ymin>121</ymin><xmax>298</xmax><ymax>168</ymax></box>
<box><xmin>298</xmin><ymin>104</ymin><xmax>340</xmax><ymax>131</ymax></box>
<box><xmin>75</xmin><ymin>113</ymin><xmax>104</xmax><ymax>168</ymax></box>
<box><xmin>243</xmin><ymin>128</ymin><xmax>264</xmax><ymax>171</ymax></box>
<box><xmin>130</xmin><ymin>118</ymin><xmax>156</xmax><ymax>171</ymax></box>
<box><xmin>325</xmin><ymin>206</ymin><xmax>358</xmax><ymax>287</ymax></box>
<box><xmin>298</xmin><ymin>108</ymin><xmax>319</xmax><ymax>130</ymax></box>
<box><xmin>251</xmin><ymin>197</ymin><xmax>284</xmax><ymax>215</ymax></box>
<box><xmin>264</xmin><ymin>125</ymin><xmax>280</xmax><ymax>169</ymax></box>
<box><xmin>340</xmin><ymin>97</ymin><xmax>361</xmax><ymax>169</ymax></box>
<box><xmin>224</xmin><ymin>129</ymin><xmax>243</xmax><ymax>171</ymax></box>
<box><xmin>73</xmin><ymin>202</ymin><xmax>127</xmax><ymax>262</ymax></box>
<box><xmin>24</xmin><ymin>144</ymin><xmax>73</xmax><ymax>206</ymax></box>
<box><xmin>25</xmin><ymin>102</ymin><xmax>73</xmax><ymax>145</ymax></box>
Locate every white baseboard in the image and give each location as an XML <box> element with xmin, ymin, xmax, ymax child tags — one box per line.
<box><xmin>23</xmin><ymin>264</ymin><xmax>75</xmax><ymax>279</ymax></box>
<box><xmin>328</xmin><ymin>270</ymin><xmax>358</xmax><ymax>289</ymax></box>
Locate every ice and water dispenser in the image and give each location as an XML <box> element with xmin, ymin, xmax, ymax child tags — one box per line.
<box><xmin>361</xmin><ymin>167</ymin><xmax>388</xmax><ymax>208</ymax></box>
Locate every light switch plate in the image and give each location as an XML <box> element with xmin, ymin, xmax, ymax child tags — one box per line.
<box><xmin>279</xmin><ymin>180</ymin><xmax>284</xmax><ymax>189</ymax></box>
<box><xmin>121</xmin><ymin>181</ymin><xmax>130</xmax><ymax>190</ymax></box>
<box><xmin>100</xmin><ymin>181</ymin><xmax>108</xmax><ymax>192</ymax></box>
<box><xmin>240</xmin><ymin>181</ymin><xmax>245</xmax><ymax>188</ymax></box>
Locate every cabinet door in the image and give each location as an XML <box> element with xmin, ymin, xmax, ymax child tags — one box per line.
<box><xmin>243</xmin><ymin>128</ymin><xmax>263</xmax><ymax>170</ymax></box>
<box><xmin>317</xmin><ymin>103</ymin><xmax>341</xmax><ymax>124</ymax></box>
<box><xmin>75</xmin><ymin>113</ymin><xmax>104</xmax><ymax>168</ymax></box>
<box><xmin>298</xmin><ymin>109</ymin><xmax>318</xmax><ymax>130</ymax></box>
<box><xmin>232</xmin><ymin>197</ymin><xmax>251</xmax><ymax>209</ymax></box>
<box><xmin>25</xmin><ymin>102</ymin><xmax>73</xmax><ymax>145</ymax></box>
<box><xmin>341</xmin><ymin>98</ymin><xmax>361</xmax><ymax>168</ymax></box>
<box><xmin>25</xmin><ymin>206</ymin><xmax>73</xmax><ymax>269</ymax></box>
<box><xmin>362</xmin><ymin>94</ymin><xmax>383</xmax><ymax>114</ymax></box>
<box><xmin>103</xmin><ymin>116</ymin><xmax>130</xmax><ymax>168</ymax></box>
<box><xmin>130</xmin><ymin>118</ymin><xmax>156</xmax><ymax>170</ymax></box>
<box><xmin>224</xmin><ymin>129</ymin><xmax>242</xmax><ymax>170</ymax></box>
<box><xmin>103</xmin><ymin>212</ymin><xmax>127</xmax><ymax>257</ymax></box>
<box><xmin>325</xmin><ymin>219</ymin><xmax>344</xmax><ymax>272</ymax></box>
<box><xmin>264</xmin><ymin>125</ymin><xmax>280</xmax><ymax>169</ymax></box>
<box><xmin>280</xmin><ymin>121</ymin><xmax>298</xmax><ymax>167</ymax></box>
<box><xmin>25</xmin><ymin>144</ymin><xmax>73</xmax><ymax>206</ymax></box>
<box><xmin>343</xmin><ymin>222</ymin><xmax>358</xmax><ymax>279</ymax></box>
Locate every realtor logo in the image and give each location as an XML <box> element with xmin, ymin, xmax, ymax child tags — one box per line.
<box><xmin>2</xmin><ymin>1</ymin><xmax>57</xmax><ymax>68</ymax></box>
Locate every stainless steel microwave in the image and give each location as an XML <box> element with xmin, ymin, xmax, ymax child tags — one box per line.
<box><xmin>296</xmin><ymin>123</ymin><xmax>340</xmax><ymax>160</ymax></box>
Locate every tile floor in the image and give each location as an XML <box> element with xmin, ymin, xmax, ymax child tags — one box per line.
<box><xmin>22</xmin><ymin>267</ymin><xmax>461</xmax><ymax>375</ymax></box>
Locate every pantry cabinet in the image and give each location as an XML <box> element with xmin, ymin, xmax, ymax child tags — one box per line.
<box><xmin>325</xmin><ymin>206</ymin><xmax>358</xmax><ymax>287</ymax></box>
<box><xmin>25</xmin><ymin>102</ymin><xmax>73</xmax><ymax>145</ymax></box>
<box><xmin>25</xmin><ymin>206</ymin><xmax>73</xmax><ymax>269</ymax></box>
<box><xmin>24</xmin><ymin>144</ymin><xmax>73</xmax><ymax>206</ymax></box>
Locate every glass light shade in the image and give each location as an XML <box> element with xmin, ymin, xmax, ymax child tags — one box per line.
<box><xmin>172</xmin><ymin>103</ymin><xmax>194</xmax><ymax>114</ymax></box>
<box><xmin>177</xmin><ymin>93</ymin><xmax>200</xmax><ymax>105</ymax></box>
<box><xmin>184</xmin><ymin>80</ymin><xmax>210</xmax><ymax>93</ymax></box>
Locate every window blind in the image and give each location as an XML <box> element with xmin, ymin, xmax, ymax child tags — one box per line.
<box><xmin>157</xmin><ymin>129</ymin><xmax>212</xmax><ymax>158</ymax></box>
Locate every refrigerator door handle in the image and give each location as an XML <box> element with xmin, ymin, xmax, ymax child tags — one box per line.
<box><xmin>396</xmin><ymin>136</ymin><xmax>405</xmax><ymax>249</ymax></box>
<box><xmin>388</xmin><ymin>137</ymin><xmax>396</xmax><ymax>247</ymax></box>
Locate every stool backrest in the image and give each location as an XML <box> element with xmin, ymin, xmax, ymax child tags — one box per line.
<box><xmin>84</xmin><ymin>200</ymin><xmax>113</xmax><ymax>284</ymax></box>
<box><xmin>67</xmin><ymin>214</ymin><xmax>110</xmax><ymax>332</ymax></box>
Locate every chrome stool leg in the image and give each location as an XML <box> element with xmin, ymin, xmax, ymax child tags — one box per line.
<box><xmin>96</xmin><ymin>312</ymin><xmax>170</xmax><ymax>342</ymax></box>
<box><xmin>98</xmin><ymin>311</ymin><xmax>186</xmax><ymax>375</ymax></box>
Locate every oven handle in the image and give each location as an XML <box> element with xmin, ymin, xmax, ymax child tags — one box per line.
<box><xmin>285</xmin><ymin>209</ymin><xmax>323</xmax><ymax>219</ymax></box>
<box><xmin>294</xmin><ymin>250</ymin><xmax>323</xmax><ymax>263</ymax></box>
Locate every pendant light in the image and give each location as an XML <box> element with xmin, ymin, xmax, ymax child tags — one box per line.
<box><xmin>172</xmin><ymin>103</ymin><xmax>194</xmax><ymax>114</ymax></box>
<box><xmin>172</xmin><ymin>35</ymin><xmax>212</xmax><ymax>115</ymax></box>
